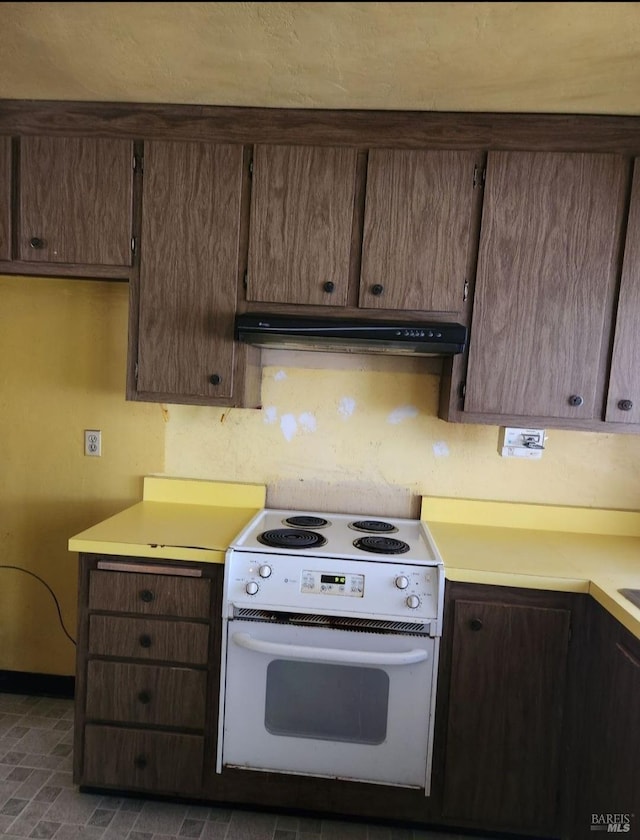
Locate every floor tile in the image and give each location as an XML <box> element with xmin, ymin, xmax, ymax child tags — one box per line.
<box><xmin>132</xmin><ymin>802</ymin><xmax>189</xmax><ymax>835</ymax></box>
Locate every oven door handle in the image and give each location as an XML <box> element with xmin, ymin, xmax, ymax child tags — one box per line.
<box><xmin>231</xmin><ymin>632</ymin><xmax>429</xmax><ymax>665</ymax></box>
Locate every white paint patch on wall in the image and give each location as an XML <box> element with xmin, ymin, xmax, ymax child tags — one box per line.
<box><xmin>388</xmin><ymin>405</ymin><xmax>419</xmax><ymax>424</ymax></box>
<box><xmin>298</xmin><ymin>412</ymin><xmax>317</xmax><ymax>432</ymax></box>
<box><xmin>274</xmin><ymin>370</ymin><xmax>287</xmax><ymax>381</ymax></box>
<box><xmin>280</xmin><ymin>413</ymin><xmax>298</xmax><ymax>441</ymax></box>
<box><xmin>433</xmin><ymin>441</ymin><xmax>450</xmax><ymax>457</ymax></box>
<box><xmin>338</xmin><ymin>396</ymin><xmax>356</xmax><ymax>418</ymax></box>
<box><xmin>263</xmin><ymin>406</ymin><xmax>278</xmax><ymax>424</ymax></box>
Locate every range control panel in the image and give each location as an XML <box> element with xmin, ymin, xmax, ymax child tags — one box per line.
<box><xmin>225</xmin><ymin>551</ymin><xmax>444</xmax><ymax>628</ymax></box>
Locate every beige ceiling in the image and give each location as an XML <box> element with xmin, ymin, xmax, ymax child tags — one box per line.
<box><xmin>0</xmin><ymin>2</ymin><xmax>639</xmax><ymax>113</ymax></box>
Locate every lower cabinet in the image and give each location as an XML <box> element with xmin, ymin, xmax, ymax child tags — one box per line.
<box><xmin>74</xmin><ymin>554</ymin><xmax>223</xmax><ymax>799</ymax></box>
<box><xmin>571</xmin><ymin>599</ymin><xmax>640</xmax><ymax>835</ymax></box>
<box><xmin>435</xmin><ymin>582</ymin><xmax>574</xmax><ymax>837</ymax></box>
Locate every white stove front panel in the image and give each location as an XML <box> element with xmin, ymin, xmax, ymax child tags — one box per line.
<box><xmin>229</xmin><ymin>508</ymin><xmax>443</xmax><ymax>565</ymax></box>
<box><xmin>224</xmin><ymin>550</ymin><xmax>443</xmax><ymax>625</ymax></box>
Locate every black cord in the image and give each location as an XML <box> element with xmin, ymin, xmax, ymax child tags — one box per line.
<box><xmin>0</xmin><ymin>565</ymin><xmax>76</xmax><ymax>646</ymax></box>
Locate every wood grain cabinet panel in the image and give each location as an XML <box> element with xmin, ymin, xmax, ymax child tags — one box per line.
<box><xmin>442</xmin><ymin>597</ymin><xmax>571</xmax><ymax>834</ymax></box>
<box><xmin>18</xmin><ymin>135</ymin><xmax>134</xmax><ymax>265</ymax></box>
<box><xmin>88</xmin><ymin>615</ymin><xmax>209</xmax><ymax>665</ymax></box>
<box><xmin>464</xmin><ymin>151</ymin><xmax>627</xmax><ymax>419</ymax></box>
<box><xmin>606</xmin><ymin>158</ymin><xmax>640</xmax><ymax>424</ymax></box>
<box><xmin>0</xmin><ymin>136</ymin><xmax>10</xmax><ymax>261</ymax></box>
<box><xmin>86</xmin><ymin>661</ymin><xmax>206</xmax><ymax>729</ymax></box>
<box><xmin>360</xmin><ymin>150</ymin><xmax>478</xmax><ymax>313</ymax></box>
<box><xmin>83</xmin><ymin>724</ymin><xmax>204</xmax><ymax>796</ymax></box>
<box><xmin>88</xmin><ymin>569</ymin><xmax>210</xmax><ymax>618</ymax></box>
<box><xmin>136</xmin><ymin>141</ymin><xmax>243</xmax><ymax>399</ymax></box>
<box><xmin>246</xmin><ymin>144</ymin><xmax>358</xmax><ymax>306</ymax></box>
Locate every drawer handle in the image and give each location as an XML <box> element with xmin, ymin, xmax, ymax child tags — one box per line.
<box><xmin>137</xmin><ymin>691</ymin><xmax>152</xmax><ymax>705</ymax></box>
<box><xmin>134</xmin><ymin>755</ymin><xmax>148</xmax><ymax>770</ymax></box>
<box><xmin>30</xmin><ymin>236</ymin><xmax>45</xmax><ymax>249</ymax></box>
<box><xmin>139</xmin><ymin>589</ymin><xmax>155</xmax><ymax>603</ymax></box>
<box><xmin>139</xmin><ymin>634</ymin><xmax>152</xmax><ymax>648</ymax></box>
<box><xmin>469</xmin><ymin>618</ymin><xmax>483</xmax><ymax>631</ymax></box>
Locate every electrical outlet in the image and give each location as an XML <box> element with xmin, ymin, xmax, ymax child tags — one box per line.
<box><xmin>498</xmin><ymin>427</ymin><xmax>546</xmax><ymax>459</ymax></box>
<box><xmin>84</xmin><ymin>429</ymin><xmax>102</xmax><ymax>457</ymax></box>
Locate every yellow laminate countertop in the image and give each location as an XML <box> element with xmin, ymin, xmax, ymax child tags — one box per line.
<box><xmin>68</xmin><ymin>476</ymin><xmax>266</xmax><ymax>564</ymax></box>
<box><xmin>421</xmin><ymin>497</ymin><xmax>640</xmax><ymax>640</ymax></box>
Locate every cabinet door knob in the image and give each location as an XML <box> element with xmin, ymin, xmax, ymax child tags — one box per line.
<box><xmin>134</xmin><ymin>755</ymin><xmax>148</xmax><ymax>769</ymax></box>
<box><xmin>139</xmin><ymin>589</ymin><xmax>154</xmax><ymax>603</ymax></box>
<box><xmin>323</xmin><ymin>281</ymin><xmax>335</xmax><ymax>293</ymax></box>
<box><xmin>469</xmin><ymin>618</ymin><xmax>483</xmax><ymax>631</ymax></box>
<box><xmin>371</xmin><ymin>284</ymin><xmax>384</xmax><ymax>296</ymax></box>
<box><xmin>137</xmin><ymin>690</ymin><xmax>151</xmax><ymax>704</ymax></box>
<box><xmin>209</xmin><ymin>374</ymin><xmax>221</xmax><ymax>385</ymax></box>
<box><xmin>29</xmin><ymin>236</ymin><xmax>45</xmax><ymax>249</ymax></box>
<box><xmin>618</xmin><ymin>399</ymin><xmax>634</xmax><ymax>411</ymax></box>
<box><xmin>139</xmin><ymin>634</ymin><xmax>152</xmax><ymax>648</ymax></box>
<box><xmin>568</xmin><ymin>394</ymin><xmax>584</xmax><ymax>407</ymax></box>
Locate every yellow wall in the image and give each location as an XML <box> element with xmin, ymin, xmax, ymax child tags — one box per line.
<box><xmin>0</xmin><ymin>277</ymin><xmax>164</xmax><ymax>675</ymax></box>
<box><xmin>1</xmin><ymin>3</ymin><xmax>640</xmax><ymax>675</ymax></box>
<box><xmin>165</xmin><ymin>354</ymin><xmax>640</xmax><ymax>516</ymax></box>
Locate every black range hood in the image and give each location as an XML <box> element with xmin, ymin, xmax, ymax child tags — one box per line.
<box><xmin>235</xmin><ymin>313</ymin><xmax>467</xmax><ymax>357</ymax></box>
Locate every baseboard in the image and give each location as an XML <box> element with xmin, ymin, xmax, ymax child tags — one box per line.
<box><xmin>0</xmin><ymin>670</ymin><xmax>75</xmax><ymax>699</ymax></box>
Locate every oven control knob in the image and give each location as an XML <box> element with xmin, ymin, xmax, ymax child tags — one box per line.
<box><xmin>406</xmin><ymin>594</ymin><xmax>421</xmax><ymax>609</ymax></box>
<box><xmin>395</xmin><ymin>575</ymin><xmax>409</xmax><ymax>590</ymax></box>
<box><xmin>245</xmin><ymin>581</ymin><xmax>259</xmax><ymax>595</ymax></box>
<box><xmin>258</xmin><ymin>564</ymin><xmax>272</xmax><ymax>579</ymax></box>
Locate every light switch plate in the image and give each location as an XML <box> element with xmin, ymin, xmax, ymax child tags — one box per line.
<box><xmin>498</xmin><ymin>427</ymin><xmax>546</xmax><ymax>459</ymax></box>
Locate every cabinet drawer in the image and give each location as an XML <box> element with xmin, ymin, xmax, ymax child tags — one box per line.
<box><xmin>83</xmin><ymin>724</ymin><xmax>204</xmax><ymax>796</ymax></box>
<box><xmin>89</xmin><ymin>615</ymin><xmax>209</xmax><ymax>665</ymax></box>
<box><xmin>89</xmin><ymin>570</ymin><xmax>210</xmax><ymax>618</ymax></box>
<box><xmin>86</xmin><ymin>661</ymin><xmax>206</xmax><ymax>729</ymax></box>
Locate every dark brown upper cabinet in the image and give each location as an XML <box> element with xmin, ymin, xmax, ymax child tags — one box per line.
<box><xmin>605</xmin><ymin>158</ymin><xmax>640</xmax><ymax>425</ymax></box>
<box><xmin>245</xmin><ymin>144</ymin><xmax>358</xmax><ymax>307</ymax></box>
<box><xmin>463</xmin><ymin>151</ymin><xmax>627</xmax><ymax>420</ymax></box>
<box><xmin>0</xmin><ymin>136</ymin><xmax>10</xmax><ymax>261</ymax></box>
<box><xmin>18</xmin><ymin>135</ymin><xmax>134</xmax><ymax>266</ymax></box>
<box><xmin>133</xmin><ymin>140</ymin><xmax>258</xmax><ymax>406</ymax></box>
<box><xmin>359</xmin><ymin>150</ymin><xmax>479</xmax><ymax>313</ymax></box>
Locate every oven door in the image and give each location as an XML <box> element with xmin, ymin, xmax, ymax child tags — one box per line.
<box><xmin>219</xmin><ymin>618</ymin><xmax>438</xmax><ymax>791</ymax></box>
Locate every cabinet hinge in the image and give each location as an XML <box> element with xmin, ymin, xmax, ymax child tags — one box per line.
<box><xmin>249</xmin><ymin>159</ymin><xmax>253</xmax><ymax>178</ymax></box>
<box><xmin>131</xmin><ymin>237</ymin><xmax>137</xmax><ymax>254</ymax></box>
<box><xmin>463</xmin><ymin>279</ymin><xmax>469</xmax><ymax>302</ymax></box>
<box><xmin>133</xmin><ymin>153</ymin><xmax>144</xmax><ymax>174</ymax></box>
<box><xmin>473</xmin><ymin>165</ymin><xmax>486</xmax><ymax>188</ymax></box>
<box><xmin>243</xmin><ymin>271</ymin><xmax>248</xmax><ymax>289</ymax></box>
<box><xmin>134</xmin><ymin>361</ymin><xmax>139</xmax><ymax>382</ymax></box>
<box><xmin>459</xmin><ymin>381</ymin><xmax>466</xmax><ymax>400</ymax></box>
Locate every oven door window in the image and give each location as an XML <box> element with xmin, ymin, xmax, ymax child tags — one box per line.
<box><xmin>265</xmin><ymin>660</ymin><xmax>389</xmax><ymax>744</ymax></box>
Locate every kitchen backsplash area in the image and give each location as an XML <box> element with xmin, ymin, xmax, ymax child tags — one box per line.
<box><xmin>164</xmin><ymin>350</ymin><xmax>640</xmax><ymax>517</ymax></box>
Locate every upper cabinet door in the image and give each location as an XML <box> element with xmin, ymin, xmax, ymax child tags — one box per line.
<box><xmin>359</xmin><ymin>150</ymin><xmax>478</xmax><ymax>312</ymax></box>
<box><xmin>605</xmin><ymin>159</ymin><xmax>640</xmax><ymax>424</ymax></box>
<box><xmin>246</xmin><ymin>145</ymin><xmax>358</xmax><ymax>306</ymax></box>
<box><xmin>136</xmin><ymin>141</ymin><xmax>243</xmax><ymax>399</ymax></box>
<box><xmin>18</xmin><ymin>136</ymin><xmax>134</xmax><ymax>266</ymax></box>
<box><xmin>0</xmin><ymin>137</ymin><xmax>10</xmax><ymax>261</ymax></box>
<box><xmin>464</xmin><ymin>151</ymin><xmax>627</xmax><ymax>419</ymax></box>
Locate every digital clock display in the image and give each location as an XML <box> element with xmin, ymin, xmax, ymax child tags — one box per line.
<box><xmin>321</xmin><ymin>574</ymin><xmax>346</xmax><ymax>585</ymax></box>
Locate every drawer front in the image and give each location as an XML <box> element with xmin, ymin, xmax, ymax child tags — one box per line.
<box><xmin>83</xmin><ymin>724</ymin><xmax>204</xmax><ymax>796</ymax></box>
<box><xmin>89</xmin><ymin>615</ymin><xmax>209</xmax><ymax>664</ymax></box>
<box><xmin>86</xmin><ymin>661</ymin><xmax>207</xmax><ymax>729</ymax></box>
<box><xmin>89</xmin><ymin>570</ymin><xmax>210</xmax><ymax>618</ymax></box>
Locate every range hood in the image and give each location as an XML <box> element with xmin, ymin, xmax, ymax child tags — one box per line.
<box><xmin>235</xmin><ymin>313</ymin><xmax>467</xmax><ymax>357</ymax></box>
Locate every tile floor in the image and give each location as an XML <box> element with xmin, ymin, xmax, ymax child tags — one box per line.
<box><xmin>0</xmin><ymin>693</ymin><xmax>497</xmax><ymax>840</ymax></box>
